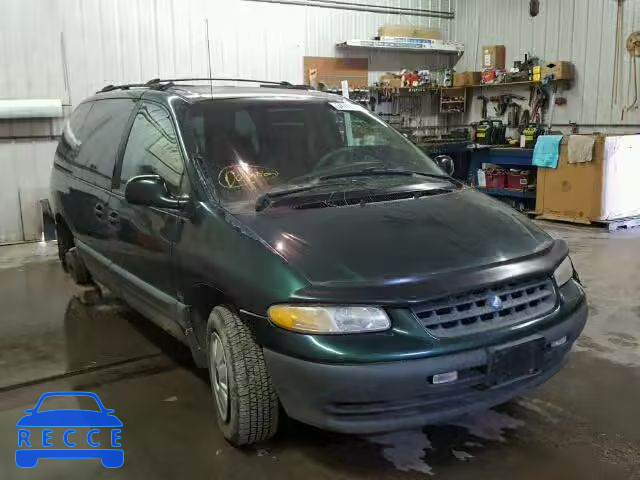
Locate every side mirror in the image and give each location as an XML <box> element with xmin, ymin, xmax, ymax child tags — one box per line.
<box><xmin>434</xmin><ymin>155</ymin><xmax>455</xmax><ymax>176</ymax></box>
<box><xmin>124</xmin><ymin>175</ymin><xmax>184</xmax><ymax>209</ymax></box>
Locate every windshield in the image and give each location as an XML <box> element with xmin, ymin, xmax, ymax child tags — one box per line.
<box><xmin>181</xmin><ymin>97</ymin><xmax>445</xmax><ymax>207</ymax></box>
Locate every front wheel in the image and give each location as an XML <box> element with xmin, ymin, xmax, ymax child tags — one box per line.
<box><xmin>56</xmin><ymin>222</ymin><xmax>74</xmax><ymax>272</ymax></box>
<box><xmin>207</xmin><ymin>306</ymin><xmax>279</xmax><ymax>446</ymax></box>
<box><xmin>64</xmin><ymin>247</ymin><xmax>92</xmax><ymax>285</ymax></box>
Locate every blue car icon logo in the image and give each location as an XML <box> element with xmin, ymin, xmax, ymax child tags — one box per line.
<box><xmin>16</xmin><ymin>391</ymin><xmax>123</xmax><ymax>468</ymax></box>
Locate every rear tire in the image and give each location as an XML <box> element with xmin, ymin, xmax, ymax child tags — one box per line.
<box><xmin>207</xmin><ymin>306</ymin><xmax>279</xmax><ymax>446</ymax></box>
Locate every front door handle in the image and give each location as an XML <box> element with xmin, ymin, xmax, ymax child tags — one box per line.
<box><xmin>94</xmin><ymin>203</ymin><xmax>105</xmax><ymax>218</ymax></box>
<box><xmin>108</xmin><ymin>211</ymin><xmax>120</xmax><ymax>225</ymax></box>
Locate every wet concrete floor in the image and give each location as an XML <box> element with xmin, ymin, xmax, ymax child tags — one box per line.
<box><xmin>1</xmin><ymin>222</ymin><xmax>639</xmax><ymax>479</ymax></box>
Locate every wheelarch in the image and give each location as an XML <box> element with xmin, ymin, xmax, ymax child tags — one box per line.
<box><xmin>54</xmin><ymin>214</ymin><xmax>73</xmax><ymax>239</ymax></box>
<box><xmin>185</xmin><ymin>283</ymin><xmax>237</xmax><ymax>353</ymax></box>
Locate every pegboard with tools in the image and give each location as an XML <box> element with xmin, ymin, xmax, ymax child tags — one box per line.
<box><xmin>372</xmin><ymin>86</ymin><xmax>441</xmax><ymax>130</ymax></box>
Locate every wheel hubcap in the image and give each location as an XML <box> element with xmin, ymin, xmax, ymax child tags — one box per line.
<box><xmin>210</xmin><ymin>333</ymin><xmax>229</xmax><ymax>421</ymax></box>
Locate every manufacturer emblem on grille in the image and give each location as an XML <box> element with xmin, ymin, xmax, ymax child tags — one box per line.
<box><xmin>488</xmin><ymin>293</ymin><xmax>503</xmax><ymax>311</ymax></box>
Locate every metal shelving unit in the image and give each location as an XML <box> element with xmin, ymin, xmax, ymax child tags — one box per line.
<box><xmin>337</xmin><ymin>39</ymin><xmax>464</xmax><ymax>55</ymax></box>
<box><xmin>469</xmin><ymin>148</ymin><xmax>537</xmax><ymax>211</ymax></box>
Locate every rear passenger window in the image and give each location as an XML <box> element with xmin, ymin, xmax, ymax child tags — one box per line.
<box><xmin>56</xmin><ymin>102</ymin><xmax>92</xmax><ymax>164</ymax></box>
<box><xmin>76</xmin><ymin>99</ymin><xmax>137</xmax><ymax>183</ymax></box>
<box><xmin>119</xmin><ymin>103</ymin><xmax>184</xmax><ymax>194</ymax></box>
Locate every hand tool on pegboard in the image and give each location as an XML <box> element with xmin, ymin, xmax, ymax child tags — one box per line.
<box><xmin>622</xmin><ymin>31</ymin><xmax>640</xmax><ymax>119</ymax></box>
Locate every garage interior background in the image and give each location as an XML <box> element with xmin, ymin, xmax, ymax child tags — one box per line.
<box><xmin>1</xmin><ymin>0</ymin><xmax>639</xmax><ymax>244</ymax></box>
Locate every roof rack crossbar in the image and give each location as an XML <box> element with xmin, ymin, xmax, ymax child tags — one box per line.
<box><xmin>97</xmin><ymin>83</ymin><xmax>150</xmax><ymax>93</ymax></box>
<box><xmin>145</xmin><ymin>77</ymin><xmax>293</xmax><ymax>86</ymax></box>
<box><xmin>97</xmin><ymin>78</ymin><xmax>310</xmax><ymax>94</ymax></box>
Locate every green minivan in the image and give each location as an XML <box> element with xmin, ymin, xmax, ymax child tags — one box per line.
<box><xmin>50</xmin><ymin>79</ymin><xmax>587</xmax><ymax>446</ymax></box>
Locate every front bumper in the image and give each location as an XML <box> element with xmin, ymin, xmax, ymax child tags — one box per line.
<box><xmin>264</xmin><ymin>300</ymin><xmax>587</xmax><ymax>434</ymax></box>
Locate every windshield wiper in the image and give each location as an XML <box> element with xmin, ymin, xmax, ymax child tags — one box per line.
<box><xmin>255</xmin><ymin>169</ymin><xmax>455</xmax><ymax>212</ymax></box>
<box><xmin>255</xmin><ymin>182</ymin><xmax>348</xmax><ymax>212</ymax></box>
<box><xmin>319</xmin><ymin>167</ymin><xmax>452</xmax><ymax>181</ymax></box>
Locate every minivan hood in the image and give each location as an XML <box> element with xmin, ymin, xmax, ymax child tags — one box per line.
<box><xmin>235</xmin><ymin>189</ymin><xmax>551</xmax><ymax>285</ymax></box>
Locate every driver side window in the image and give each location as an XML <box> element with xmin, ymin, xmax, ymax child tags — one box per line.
<box><xmin>119</xmin><ymin>103</ymin><xmax>185</xmax><ymax>194</ymax></box>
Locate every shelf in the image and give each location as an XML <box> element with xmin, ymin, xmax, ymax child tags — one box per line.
<box><xmin>477</xmin><ymin>187</ymin><xmax>536</xmax><ymax>199</ymax></box>
<box><xmin>369</xmin><ymin>86</ymin><xmax>439</xmax><ymax>93</ymax></box>
<box><xmin>466</xmin><ymin>79</ymin><xmax>570</xmax><ymax>89</ymax></box>
<box><xmin>371</xmin><ymin>79</ymin><xmax>569</xmax><ymax>95</ymax></box>
<box><xmin>337</xmin><ymin>39</ymin><xmax>464</xmax><ymax>54</ymax></box>
<box><xmin>469</xmin><ymin>80</ymin><xmax>540</xmax><ymax>88</ymax></box>
<box><xmin>441</xmin><ymin>100</ymin><xmax>465</xmax><ymax>104</ymax></box>
<box><xmin>371</xmin><ymin>82</ymin><xmax>544</xmax><ymax>95</ymax></box>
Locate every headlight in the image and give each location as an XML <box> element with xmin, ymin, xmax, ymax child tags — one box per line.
<box><xmin>553</xmin><ymin>256</ymin><xmax>574</xmax><ymax>286</ymax></box>
<box><xmin>268</xmin><ymin>305</ymin><xmax>391</xmax><ymax>334</ymax></box>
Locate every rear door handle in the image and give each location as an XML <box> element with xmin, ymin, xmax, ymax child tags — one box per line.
<box><xmin>94</xmin><ymin>203</ymin><xmax>105</xmax><ymax>218</ymax></box>
<box><xmin>108</xmin><ymin>211</ymin><xmax>120</xmax><ymax>225</ymax></box>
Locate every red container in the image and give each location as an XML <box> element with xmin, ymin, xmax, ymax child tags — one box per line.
<box><xmin>484</xmin><ymin>169</ymin><xmax>507</xmax><ymax>188</ymax></box>
<box><xmin>507</xmin><ymin>170</ymin><xmax>530</xmax><ymax>190</ymax></box>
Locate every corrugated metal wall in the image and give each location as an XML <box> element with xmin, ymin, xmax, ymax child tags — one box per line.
<box><xmin>0</xmin><ymin>0</ymin><xmax>455</xmax><ymax>107</ymax></box>
<box><xmin>0</xmin><ymin>0</ymin><xmax>456</xmax><ymax>243</ymax></box>
<box><xmin>451</xmin><ymin>0</ymin><xmax>640</xmax><ymax>130</ymax></box>
<box><xmin>3</xmin><ymin>0</ymin><xmax>636</xmax><ymax>243</ymax></box>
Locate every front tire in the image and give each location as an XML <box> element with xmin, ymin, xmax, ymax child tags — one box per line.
<box><xmin>65</xmin><ymin>247</ymin><xmax>92</xmax><ymax>285</ymax></box>
<box><xmin>56</xmin><ymin>222</ymin><xmax>74</xmax><ymax>272</ymax></box>
<box><xmin>207</xmin><ymin>306</ymin><xmax>279</xmax><ymax>446</ymax></box>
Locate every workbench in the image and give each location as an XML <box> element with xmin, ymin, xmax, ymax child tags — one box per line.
<box><xmin>418</xmin><ymin>140</ymin><xmax>471</xmax><ymax>156</ymax></box>
<box><xmin>468</xmin><ymin>147</ymin><xmax>536</xmax><ymax>209</ymax></box>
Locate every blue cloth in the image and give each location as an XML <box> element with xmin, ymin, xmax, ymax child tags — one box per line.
<box><xmin>532</xmin><ymin>135</ymin><xmax>563</xmax><ymax>168</ymax></box>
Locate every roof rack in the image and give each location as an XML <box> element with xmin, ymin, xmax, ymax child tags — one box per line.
<box><xmin>147</xmin><ymin>77</ymin><xmax>291</xmax><ymax>86</ymax></box>
<box><xmin>146</xmin><ymin>78</ymin><xmax>310</xmax><ymax>91</ymax></box>
<box><xmin>97</xmin><ymin>78</ymin><xmax>310</xmax><ymax>95</ymax></box>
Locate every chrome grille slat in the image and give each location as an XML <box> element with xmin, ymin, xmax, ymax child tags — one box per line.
<box><xmin>412</xmin><ymin>276</ymin><xmax>557</xmax><ymax>338</ymax></box>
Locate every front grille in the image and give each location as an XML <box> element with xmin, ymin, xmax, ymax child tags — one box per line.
<box><xmin>411</xmin><ymin>275</ymin><xmax>557</xmax><ymax>338</ymax></box>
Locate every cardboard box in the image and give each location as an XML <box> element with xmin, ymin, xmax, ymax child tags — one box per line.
<box><xmin>379</xmin><ymin>73</ymin><xmax>402</xmax><ymax>88</ymax></box>
<box><xmin>482</xmin><ymin>45</ymin><xmax>506</xmax><ymax>68</ymax></box>
<box><xmin>378</xmin><ymin>24</ymin><xmax>442</xmax><ymax>40</ymax></box>
<box><xmin>453</xmin><ymin>72</ymin><xmax>466</xmax><ymax>87</ymax></box>
<box><xmin>536</xmin><ymin>134</ymin><xmax>640</xmax><ymax>223</ymax></box>
<box><xmin>304</xmin><ymin>57</ymin><xmax>368</xmax><ymax>89</ymax></box>
<box><xmin>463</xmin><ymin>71</ymin><xmax>481</xmax><ymax>85</ymax></box>
<box><xmin>541</xmin><ymin>61</ymin><xmax>574</xmax><ymax>80</ymax></box>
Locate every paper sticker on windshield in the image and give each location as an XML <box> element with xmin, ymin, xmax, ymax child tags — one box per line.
<box><xmin>328</xmin><ymin>102</ymin><xmax>366</xmax><ymax>112</ymax></box>
<box><xmin>218</xmin><ymin>164</ymin><xmax>279</xmax><ymax>189</ymax></box>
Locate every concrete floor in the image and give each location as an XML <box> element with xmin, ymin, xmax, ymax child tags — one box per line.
<box><xmin>1</xmin><ymin>223</ymin><xmax>640</xmax><ymax>479</ymax></box>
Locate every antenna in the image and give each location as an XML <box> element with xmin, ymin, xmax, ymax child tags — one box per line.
<box><xmin>205</xmin><ymin>19</ymin><xmax>213</xmax><ymax>98</ymax></box>
<box><xmin>60</xmin><ymin>32</ymin><xmax>72</xmax><ymax>107</ymax></box>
